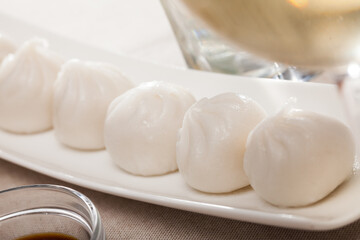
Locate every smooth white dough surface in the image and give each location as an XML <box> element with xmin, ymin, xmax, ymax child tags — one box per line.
<box><xmin>105</xmin><ymin>81</ymin><xmax>196</xmax><ymax>176</ymax></box>
<box><xmin>53</xmin><ymin>59</ymin><xmax>134</xmax><ymax>150</ymax></box>
<box><xmin>244</xmin><ymin>106</ymin><xmax>355</xmax><ymax>207</ymax></box>
<box><xmin>0</xmin><ymin>34</ymin><xmax>16</xmax><ymax>62</ymax></box>
<box><xmin>0</xmin><ymin>38</ymin><xmax>63</xmax><ymax>133</ymax></box>
<box><xmin>176</xmin><ymin>93</ymin><xmax>267</xmax><ymax>193</ymax></box>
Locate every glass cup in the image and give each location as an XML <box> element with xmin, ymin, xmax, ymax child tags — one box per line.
<box><xmin>160</xmin><ymin>0</ymin><xmax>320</xmax><ymax>81</ymax></box>
<box><xmin>0</xmin><ymin>184</ymin><xmax>105</xmax><ymax>240</ymax></box>
<box><xmin>160</xmin><ymin>0</ymin><xmax>284</xmax><ymax>78</ymax></box>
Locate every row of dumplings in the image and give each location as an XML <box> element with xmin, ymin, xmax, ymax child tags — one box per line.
<box><xmin>0</xmin><ymin>36</ymin><xmax>355</xmax><ymax>208</ymax></box>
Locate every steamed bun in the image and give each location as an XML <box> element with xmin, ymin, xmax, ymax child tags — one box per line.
<box><xmin>105</xmin><ymin>81</ymin><xmax>195</xmax><ymax>176</ymax></box>
<box><xmin>244</xmin><ymin>106</ymin><xmax>355</xmax><ymax>207</ymax></box>
<box><xmin>53</xmin><ymin>59</ymin><xmax>134</xmax><ymax>150</ymax></box>
<box><xmin>0</xmin><ymin>38</ymin><xmax>63</xmax><ymax>133</ymax></box>
<box><xmin>176</xmin><ymin>93</ymin><xmax>267</xmax><ymax>193</ymax></box>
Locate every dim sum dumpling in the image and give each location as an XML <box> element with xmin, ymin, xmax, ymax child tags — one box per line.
<box><xmin>244</xmin><ymin>105</ymin><xmax>355</xmax><ymax>207</ymax></box>
<box><xmin>0</xmin><ymin>38</ymin><xmax>63</xmax><ymax>133</ymax></box>
<box><xmin>53</xmin><ymin>59</ymin><xmax>134</xmax><ymax>150</ymax></box>
<box><xmin>105</xmin><ymin>81</ymin><xmax>196</xmax><ymax>176</ymax></box>
<box><xmin>176</xmin><ymin>93</ymin><xmax>266</xmax><ymax>193</ymax></box>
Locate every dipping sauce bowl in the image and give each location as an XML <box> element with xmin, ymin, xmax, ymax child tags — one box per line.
<box><xmin>0</xmin><ymin>184</ymin><xmax>105</xmax><ymax>240</ymax></box>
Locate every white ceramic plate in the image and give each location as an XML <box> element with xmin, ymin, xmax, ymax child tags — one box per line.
<box><xmin>0</xmin><ymin>13</ymin><xmax>359</xmax><ymax>231</ymax></box>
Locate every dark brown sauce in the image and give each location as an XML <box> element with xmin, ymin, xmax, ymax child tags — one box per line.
<box><xmin>15</xmin><ymin>232</ymin><xmax>78</xmax><ymax>240</ymax></box>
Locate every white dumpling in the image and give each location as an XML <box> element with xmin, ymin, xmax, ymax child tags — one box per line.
<box><xmin>105</xmin><ymin>81</ymin><xmax>196</xmax><ymax>176</ymax></box>
<box><xmin>0</xmin><ymin>38</ymin><xmax>63</xmax><ymax>133</ymax></box>
<box><xmin>53</xmin><ymin>59</ymin><xmax>134</xmax><ymax>150</ymax></box>
<box><xmin>176</xmin><ymin>93</ymin><xmax>267</xmax><ymax>193</ymax></box>
<box><xmin>244</xmin><ymin>105</ymin><xmax>355</xmax><ymax>207</ymax></box>
<box><xmin>0</xmin><ymin>34</ymin><xmax>16</xmax><ymax>62</ymax></box>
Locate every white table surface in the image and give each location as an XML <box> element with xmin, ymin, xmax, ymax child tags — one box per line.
<box><xmin>0</xmin><ymin>0</ymin><xmax>186</xmax><ymax>67</ymax></box>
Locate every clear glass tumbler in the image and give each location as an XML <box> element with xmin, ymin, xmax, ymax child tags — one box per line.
<box><xmin>160</xmin><ymin>0</ymin><xmax>288</xmax><ymax>78</ymax></box>
<box><xmin>160</xmin><ymin>0</ymin><xmax>323</xmax><ymax>81</ymax></box>
<box><xmin>0</xmin><ymin>184</ymin><xmax>105</xmax><ymax>240</ymax></box>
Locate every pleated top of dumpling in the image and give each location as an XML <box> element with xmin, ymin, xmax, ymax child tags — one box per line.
<box><xmin>53</xmin><ymin>59</ymin><xmax>134</xmax><ymax>150</ymax></box>
<box><xmin>0</xmin><ymin>34</ymin><xmax>16</xmax><ymax>62</ymax></box>
<box><xmin>0</xmin><ymin>38</ymin><xmax>64</xmax><ymax>133</ymax></box>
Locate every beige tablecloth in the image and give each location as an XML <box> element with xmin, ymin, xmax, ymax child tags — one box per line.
<box><xmin>1</xmin><ymin>158</ymin><xmax>360</xmax><ymax>239</ymax></box>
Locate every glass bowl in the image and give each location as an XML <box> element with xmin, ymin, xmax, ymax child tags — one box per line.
<box><xmin>0</xmin><ymin>184</ymin><xmax>105</xmax><ymax>240</ymax></box>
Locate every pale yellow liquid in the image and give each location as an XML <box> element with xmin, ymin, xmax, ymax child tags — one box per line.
<box><xmin>182</xmin><ymin>0</ymin><xmax>360</xmax><ymax>69</ymax></box>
